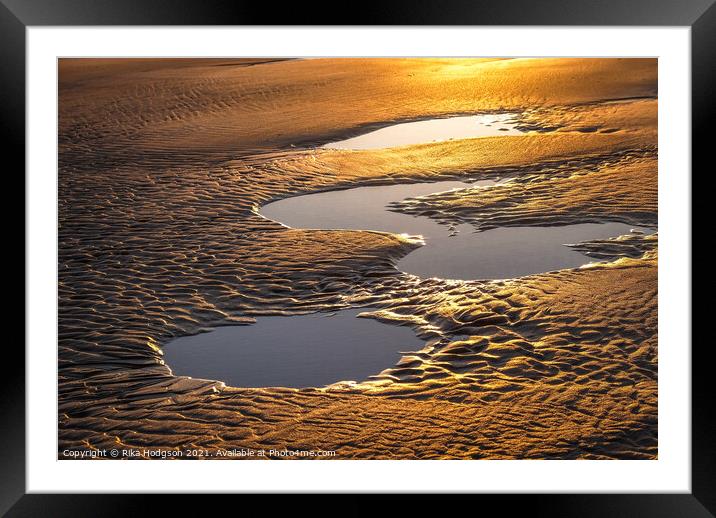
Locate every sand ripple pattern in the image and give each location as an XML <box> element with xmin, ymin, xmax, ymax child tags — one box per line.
<box><xmin>58</xmin><ymin>58</ymin><xmax>658</xmax><ymax>459</ymax></box>
<box><xmin>389</xmin><ymin>153</ymin><xmax>657</xmax><ymax>231</ymax></box>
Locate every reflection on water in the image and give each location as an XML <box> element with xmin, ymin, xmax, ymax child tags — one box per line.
<box><xmin>261</xmin><ymin>181</ymin><xmax>652</xmax><ymax>280</ymax></box>
<box><xmin>164</xmin><ymin>309</ymin><xmax>424</xmax><ymax>388</ymax></box>
<box><xmin>323</xmin><ymin>113</ymin><xmax>524</xmax><ymax>150</ymax></box>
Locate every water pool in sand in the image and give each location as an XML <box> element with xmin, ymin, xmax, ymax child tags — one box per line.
<box><xmin>166</xmin><ymin>180</ymin><xmax>651</xmax><ymax>388</ymax></box>
<box><xmin>260</xmin><ymin>181</ymin><xmax>652</xmax><ymax>280</ymax></box>
<box><xmin>167</xmin><ymin>117</ymin><xmax>650</xmax><ymax>388</ymax></box>
<box><xmin>164</xmin><ymin>309</ymin><xmax>423</xmax><ymax>388</ymax></box>
<box><xmin>323</xmin><ymin>113</ymin><xmax>524</xmax><ymax>149</ymax></box>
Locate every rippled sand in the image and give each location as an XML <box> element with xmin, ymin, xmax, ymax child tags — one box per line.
<box><xmin>59</xmin><ymin>58</ymin><xmax>657</xmax><ymax>459</ymax></box>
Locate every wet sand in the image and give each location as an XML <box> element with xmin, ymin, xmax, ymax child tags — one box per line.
<box><xmin>58</xmin><ymin>58</ymin><xmax>657</xmax><ymax>460</ymax></box>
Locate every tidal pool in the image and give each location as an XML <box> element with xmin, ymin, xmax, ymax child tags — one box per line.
<box><xmin>323</xmin><ymin>113</ymin><xmax>524</xmax><ymax>150</ymax></box>
<box><xmin>397</xmin><ymin>221</ymin><xmax>650</xmax><ymax>280</ymax></box>
<box><xmin>261</xmin><ymin>181</ymin><xmax>651</xmax><ymax>280</ymax></box>
<box><xmin>262</xmin><ymin>180</ymin><xmax>480</xmax><ymax>236</ymax></box>
<box><xmin>169</xmin><ymin>181</ymin><xmax>652</xmax><ymax>388</ymax></box>
<box><xmin>171</xmin><ymin>111</ymin><xmax>651</xmax><ymax>388</ymax></box>
<box><xmin>163</xmin><ymin>309</ymin><xmax>424</xmax><ymax>388</ymax></box>
<box><xmin>168</xmin><ymin>180</ymin><xmax>651</xmax><ymax>388</ymax></box>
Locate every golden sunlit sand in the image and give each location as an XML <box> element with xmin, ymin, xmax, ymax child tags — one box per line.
<box><xmin>59</xmin><ymin>58</ymin><xmax>657</xmax><ymax>459</ymax></box>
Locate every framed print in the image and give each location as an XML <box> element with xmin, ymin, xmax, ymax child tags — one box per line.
<box><xmin>8</xmin><ymin>0</ymin><xmax>713</xmax><ymax>513</ymax></box>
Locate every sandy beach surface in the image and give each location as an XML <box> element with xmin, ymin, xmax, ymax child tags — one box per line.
<box><xmin>59</xmin><ymin>58</ymin><xmax>657</xmax><ymax>459</ymax></box>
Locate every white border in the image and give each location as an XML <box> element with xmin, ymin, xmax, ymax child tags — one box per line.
<box><xmin>27</xmin><ymin>27</ymin><xmax>691</xmax><ymax>493</ymax></box>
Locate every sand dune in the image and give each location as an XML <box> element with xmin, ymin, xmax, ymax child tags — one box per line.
<box><xmin>58</xmin><ymin>58</ymin><xmax>657</xmax><ymax>459</ymax></box>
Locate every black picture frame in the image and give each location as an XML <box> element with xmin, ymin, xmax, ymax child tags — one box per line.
<box><xmin>7</xmin><ymin>0</ymin><xmax>712</xmax><ymax>514</ymax></box>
